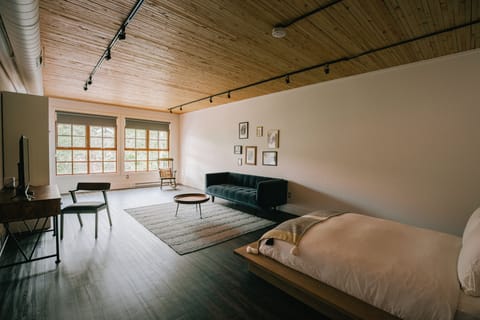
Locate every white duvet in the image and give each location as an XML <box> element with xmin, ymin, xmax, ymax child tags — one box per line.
<box><xmin>259</xmin><ymin>213</ymin><xmax>462</xmax><ymax>320</ymax></box>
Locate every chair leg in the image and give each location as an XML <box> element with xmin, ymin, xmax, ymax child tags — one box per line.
<box><xmin>106</xmin><ymin>207</ymin><xmax>112</xmax><ymax>227</ymax></box>
<box><xmin>60</xmin><ymin>213</ymin><xmax>64</xmax><ymax>240</ymax></box>
<box><xmin>76</xmin><ymin>214</ymin><xmax>83</xmax><ymax>227</ymax></box>
<box><xmin>95</xmin><ymin>213</ymin><xmax>98</xmax><ymax>239</ymax></box>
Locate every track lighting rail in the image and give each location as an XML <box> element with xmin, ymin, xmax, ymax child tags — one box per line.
<box><xmin>83</xmin><ymin>0</ymin><xmax>145</xmax><ymax>91</ymax></box>
<box><xmin>276</xmin><ymin>0</ymin><xmax>343</xmax><ymax>29</ymax></box>
<box><xmin>168</xmin><ymin>19</ymin><xmax>479</xmax><ymax>113</ymax></box>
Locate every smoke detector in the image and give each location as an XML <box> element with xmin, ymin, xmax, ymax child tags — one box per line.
<box><xmin>271</xmin><ymin>26</ymin><xmax>287</xmax><ymax>39</ymax></box>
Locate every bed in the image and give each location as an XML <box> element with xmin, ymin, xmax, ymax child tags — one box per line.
<box><xmin>234</xmin><ymin>208</ymin><xmax>480</xmax><ymax>320</ymax></box>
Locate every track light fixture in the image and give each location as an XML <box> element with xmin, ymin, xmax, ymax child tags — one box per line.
<box><xmin>285</xmin><ymin>75</ymin><xmax>290</xmax><ymax>84</ymax></box>
<box><xmin>82</xmin><ymin>0</ymin><xmax>145</xmax><ymax>91</ymax></box>
<box><xmin>324</xmin><ymin>64</ymin><xmax>330</xmax><ymax>75</ymax></box>
<box><xmin>169</xmin><ymin>109</ymin><xmax>172</xmax><ymax>113</ymax></box>
<box><xmin>119</xmin><ymin>26</ymin><xmax>126</xmax><ymax>40</ymax></box>
<box><xmin>227</xmin><ymin>91</ymin><xmax>231</xmax><ymax>98</ymax></box>
<box><xmin>209</xmin><ymin>96</ymin><xmax>213</xmax><ymax>103</ymax></box>
<box><xmin>179</xmin><ymin>106</ymin><xmax>183</xmax><ymax>111</ymax></box>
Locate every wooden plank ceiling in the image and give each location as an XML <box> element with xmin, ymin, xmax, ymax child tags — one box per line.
<box><xmin>39</xmin><ymin>0</ymin><xmax>480</xmax><ymax>113</ymax></box>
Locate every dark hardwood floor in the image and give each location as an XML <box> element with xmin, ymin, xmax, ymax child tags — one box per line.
<box><xmin>0</xmin><ymin>185</ymin><xmax>327</xmax><ymax>320</ymax></box>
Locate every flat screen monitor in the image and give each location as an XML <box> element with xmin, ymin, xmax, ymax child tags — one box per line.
<box><xmin>16</xmin><ymin>135</ymin><xmax>31</xmax><ymax>200</ymax></box>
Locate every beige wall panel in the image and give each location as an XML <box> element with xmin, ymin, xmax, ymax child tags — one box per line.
<box><xmin>179</xmin><ymin>49</ymin><xmax>480</xmax><ymax>236</ymax></box>
<box><xmin>2</xmin><ymin>92</ymin><xmax>49</xmax><ymax>186</ymax></box>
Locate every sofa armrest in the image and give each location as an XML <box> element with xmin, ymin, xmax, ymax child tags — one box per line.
<box><xmin>206</xmin><ymin>172</ymin><xmax>229</xmax><ymax>188</ymax></box>
<box><xmin>256</xmin><ymin>179</ymin><xmax>288</xmax><ymax>207</ymax></box>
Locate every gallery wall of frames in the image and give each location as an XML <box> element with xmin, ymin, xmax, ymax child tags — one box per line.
<box><xmin>234</xmin><ymin>121</ymin><xmax>279</xmax><ymax>167</ymax></box>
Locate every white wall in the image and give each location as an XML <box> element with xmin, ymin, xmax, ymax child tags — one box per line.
<box><xmin>179</xmin><ymin>49</ymin><xmax>480</xmax><ymax>236</ymax></box>
<box><xmin>2</xmin><ymin>92</ymin><xmax>49</xmax><ymax>185</ymax></box>
<box><xmin>1</xmin><ymin>92</ymin><xmax>50</xmax><ymax>232</ymax></box>
<box><xmin>49</xmin><ymin>98</ymin><xmax>179</xmax><ymax>193</ymax></box>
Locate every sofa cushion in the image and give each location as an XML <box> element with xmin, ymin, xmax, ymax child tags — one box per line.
<box><xmin>206</xmin><ymin>184</ymin><xmax>257</xmax><ymax>205</ymax></box>
<box><xmin>227</xmin><ymin>173</ymin><xmax>270</xmax><ymax>188</ymax></box>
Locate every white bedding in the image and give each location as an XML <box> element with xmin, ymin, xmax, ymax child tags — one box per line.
<box><xmin>259</xmin><ymin>213</ymin><xmax>463</xmax><ymax>320</ymax></box>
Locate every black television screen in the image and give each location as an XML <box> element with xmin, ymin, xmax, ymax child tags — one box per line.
<box><xmin>16</xmin><ymin>135</ymin><xmax>31</xmax><ymax>199</ymax></box>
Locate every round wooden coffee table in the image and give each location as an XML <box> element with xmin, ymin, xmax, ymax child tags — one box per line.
<box><xmin>173</xmin><ymin>193</ymin><xmax>210</xmax><ymax>219</ymax></box>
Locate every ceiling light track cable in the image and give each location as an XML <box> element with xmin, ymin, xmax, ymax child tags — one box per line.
<box><xmin>83</xmin><ymin>0</ymin><xmax>145</xmax><ymax>91</ymax></box>
<box><xmin>278</xmin><ymin>0</ymin><xmax>343</xmax><ymax>28</ymax></box>
<box><xmin>168</xmin><ymin>19</ymin><xmax>480</xmax><ymax>113</ymax></box>
<box><xmin>272</xmin><ymin>0</ymin><xmax>343</xmax><ymax>38</ymax></box>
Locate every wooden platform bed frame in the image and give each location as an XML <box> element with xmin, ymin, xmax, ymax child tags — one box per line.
<box><xmin>234</xmin><ymin>243</ymin><xmax>400</xmax><ymax>320</ymax></box>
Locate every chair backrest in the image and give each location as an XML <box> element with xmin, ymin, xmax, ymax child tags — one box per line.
<box><xmin>76</xmin><ymin>182</ymin><xmax>111</xmax><ymax>191</ymax></box>
<box><xmin>70</xmin><ymin>182</ymin><xmax>110</xmax><ymax>204</ymax></box>
<box><xmin>159</xmin><ymin>169</ymin><xmax>173</xmax><ymax>179</ymax></box>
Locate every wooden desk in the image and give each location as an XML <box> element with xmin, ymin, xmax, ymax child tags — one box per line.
<box><xmin>0</xmin><ymin>185</ymin><xmax>61</xmax><ymax>269</ymax></box>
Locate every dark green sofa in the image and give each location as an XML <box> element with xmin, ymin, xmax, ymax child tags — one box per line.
<box><xmin>205</xmin><ymin>172</ymin><xmax>288</xmax><ymax>210</ymax></box>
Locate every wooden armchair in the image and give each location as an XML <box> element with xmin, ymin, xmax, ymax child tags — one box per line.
<box><xmin>158</xmin><ymin>158</ymin><xmax>177</xmax><ymax>190</ymax></box>
<box><xmin>60</xmin><ymin>182</ymin><xmax>112</xmax><ymax>239</ymax></box>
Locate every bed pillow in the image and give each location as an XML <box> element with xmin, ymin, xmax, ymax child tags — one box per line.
<box><xmin>463</xmin><ymin>207</ymin><xmax>480</xmax><ymax>245</ymax></box>
<box><xmin>458</xmin><ymin>207</ymin><xmax>480</xmax><ymax>296</ymax></box>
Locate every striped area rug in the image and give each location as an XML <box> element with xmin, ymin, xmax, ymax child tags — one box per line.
<box><xmin>124</xmin><ymin>201</ymin><xmax>275</xmax><ymax>255</ymax></box>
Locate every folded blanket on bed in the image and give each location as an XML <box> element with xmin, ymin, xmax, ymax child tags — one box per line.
<box><xmin>247</xmin><ymin>210</ymin><xmax>343</xmax><ymax>255</ymax></box>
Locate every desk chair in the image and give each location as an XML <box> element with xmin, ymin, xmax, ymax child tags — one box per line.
<box><xmin>61</xmin><ymin>182</ymin><xmax>112</xmax><ymax>239</ymax></box>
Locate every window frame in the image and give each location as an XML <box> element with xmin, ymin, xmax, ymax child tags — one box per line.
<box><xmin>55</xmin><ymin>122</ymin><xmax>118</xmax><ymax>176</ymax></box>
<box><xmin>124</xmin><ymin>127</ymin><xmax>170</xmax><ymax>172</ymax></box>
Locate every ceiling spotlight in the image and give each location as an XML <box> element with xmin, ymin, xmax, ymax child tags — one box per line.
<box><xmin>83</xmin><ymin>83</ymin><xmax>88</xmax><ymax>91</ymax></box>
<box><xmin>119</xmin><ymin>26</ymin><xmax>126</xmax><ymax>40</ymax></box>
<box><xmin>285</xmin><ymin>74</ymin><xmax>290</xmax><ymax>84</ymax></box>
<box><xmin>272</xmin><ymin>26</ymin><xmax>287</xmax><ymax>39</ymax></box>
<box><xmin>227</xmin><ymin>91</ymin><xmax>231</xmax><ymax>99</ymax></box>
<box><xmin>87</xmin><ymin>76</ymin><xmax>92</xmax><ymax>85</ymax></box>
<box><xmin>209</xmin><ymin>96</ymin><xmax>213</xmax><ymax>103</ymax></box>
<box><xmin>324</xmin><ymin>64</ymin><xmax>330</xmax><ymax>75</ymax></box>
<box><xmin>105</xmin><ymin>48</ymin><xmax>111</xmax><ymax>61</ymax></box>
<box><xmin>179</xmin><ymin>106</ymin><xmax>183</xmax><ymax>111</ymax></box>
<box><xmin>169</xmin><ymin>109</ymin><xmax>172</xmax><ymax>113</ymax></box>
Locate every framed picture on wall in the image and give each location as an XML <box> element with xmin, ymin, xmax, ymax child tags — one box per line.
<box><xmin>239</xmin><ymin>122</ymin><xmax>249</xmax><ymax>139</ymax></box>
<box><xmin>256</xmin><ymin>126</ymin><xmax>263</xmax><ymax>137</ymax></box>
<box><xmin>245</xmin><ymin>146</ymin><xmax>257</xmax><ymax>165</ymax></box>
<box><xmin>262</xmin><ymin>151</ymin><xmax>277</xmax><ymax>166</ymax></box>
<box><xmin>234</xmin><ymin>145</ymin><xmax>242</xmax><ymax>154</ymax></box>
<box><xmin>267</xmin><ymin>129</ymin><xmax>279</xmax><ymax>148</ymax></box>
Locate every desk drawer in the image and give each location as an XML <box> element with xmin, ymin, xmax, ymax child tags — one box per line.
<box><xmin>0</xmin><ymin>199</ymin><xmax>61</xmax><ymax>223</ymax></box>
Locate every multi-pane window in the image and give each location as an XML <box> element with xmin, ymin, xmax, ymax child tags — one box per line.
<box><xmin>56</xmin><ymin>112</ymin><xmax>117</xmax><ymax>175</ymax></box>
<box><xmin>124</xmin><ymin>119</ymin><xmax>170</xmax><ymax>172</ymax></box>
